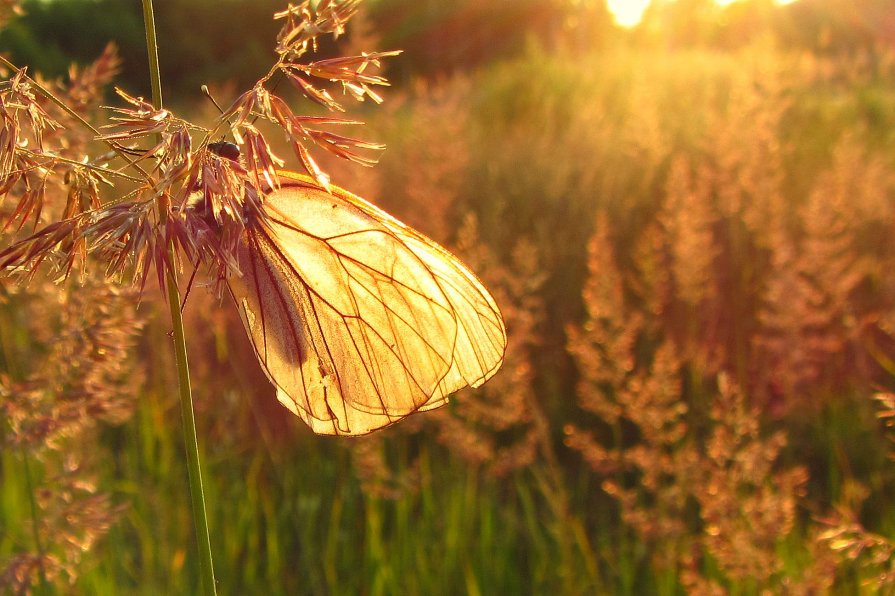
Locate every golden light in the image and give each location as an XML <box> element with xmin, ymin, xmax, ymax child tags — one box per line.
<box><xmin>716</xmin><ymin>0</ymin><xmax>800</xmax><ymax>4</ymax></box>
<box><xmin>606</xmin><ymin>0</ymin><xmax>651</xmax><ymax>28</ymax></box>
<box><xmin>607</xmin><ymin>0</ymin><xmax>801</xmax><ymax>28</ymax></box>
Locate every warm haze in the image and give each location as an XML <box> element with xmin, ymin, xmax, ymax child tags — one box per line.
<box><xmin>607</xmin><ymin>0</ymin><xmax>801</xmax><ymax>28</ymax></box>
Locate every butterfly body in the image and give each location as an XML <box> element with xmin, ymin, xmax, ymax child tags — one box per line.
<box><xmin>227</xmin><ymin>171</ymin><xmax>506</xmax><ymax>435</ymax></box>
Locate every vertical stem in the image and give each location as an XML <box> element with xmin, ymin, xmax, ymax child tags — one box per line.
<box><xmin>141</xmin><ymin>1</ymin><xmax>216</xmax><ymax>593</ymax></box>
<box><xmin>165</xmin><ymin>268</ymin><xmax>217</xmax><ymax>596</ymax></box>
<box><xmin>141</xmin><ymin>0</ymin><xmax>163</xmax><ymax>108</ymax></box>
<box><xmin>21</xmin><ymin>447</ymin><xmax>50</xmax><ymax>595</ymax></box>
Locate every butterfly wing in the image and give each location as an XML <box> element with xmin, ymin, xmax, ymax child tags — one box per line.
<box><xmin>227</xmin><ymin>172</ymin><xmax>506</xmax><ymax>435</ymax></box>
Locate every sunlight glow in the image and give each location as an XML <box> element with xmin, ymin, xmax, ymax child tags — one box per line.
<box><xmin>606</xmin><ymin>0</ymin><xmax>651</xmax><ymax>28</ymax></box>
<box><xmin>607</xmin><ymin>0</ymin><xmax>801</xmax><ymax>29</ymax></box>
<box><xmin>716</xmin><ymin>0</ymin><xmax>800</xmax><ymax>4</ymax></box>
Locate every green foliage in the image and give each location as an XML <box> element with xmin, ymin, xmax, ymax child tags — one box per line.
<box><xmin>0</xmin><ymin>0</ymin><xmax>143</xmax><ymax>86</ymax></box>
<box><xmin>59</xmin><ymin>396</ymin><xmax>601</xmax><ymax>594</ymax></box>
<box><xmin>0</xmin><ymin>0</ymin><xmax>282</xmax><ymax>96</ymax></box>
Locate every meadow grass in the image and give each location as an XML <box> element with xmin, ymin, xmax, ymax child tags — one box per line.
<box><xmin>4</xmin><ymin>21</ymin><xmax>895</xmax><ymax>595</ymax></box>
<box><xmin>69</xmin><ymin>395</ymin><xmax>608</xmax><ymax>594</ymax></box>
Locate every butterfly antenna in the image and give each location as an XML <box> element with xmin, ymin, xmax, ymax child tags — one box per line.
<box><xmin>201</xmin><ymin>84</ymin><xmax>227</xmax><ymax>115</ymax></box>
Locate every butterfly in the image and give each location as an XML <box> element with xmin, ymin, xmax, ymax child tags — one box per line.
<box><xmin>215</xmin><ymin>167</ymin><xmax>506</xmax><ymax>436</ymax></box>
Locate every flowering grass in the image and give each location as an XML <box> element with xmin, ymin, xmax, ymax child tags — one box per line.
<box><xmin>4</xmin><ymin>2</ymin><xmax>895</xmax><ymax>594</ymax></box>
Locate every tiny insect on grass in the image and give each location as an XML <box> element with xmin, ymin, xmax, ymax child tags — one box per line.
<box><xmin>207</xmin><ymin>141</ymin><xmax>241</xmax><ymax>162</ymax></box>
<box><xmin>205</xmin><ymin>143</ymin><xmax>507</xmax><ymax>435</ymax></box>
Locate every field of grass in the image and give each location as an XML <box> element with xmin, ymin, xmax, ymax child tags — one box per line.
<box><xmin>4</xmin><ymin>9</ymin><xmax>895</xmax><ymax>594</ymax></box>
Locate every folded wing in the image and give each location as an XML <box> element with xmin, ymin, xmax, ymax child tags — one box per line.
<box><xmin>227</xmin><ymin>173</ymin><xmax>506</xmax><ymax>435</ymax></box>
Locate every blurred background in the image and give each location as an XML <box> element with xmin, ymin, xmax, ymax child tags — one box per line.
<box><xmin>3</xmin><ymin>0</ymin><xmax>895</xmax><ymax>593</ymax></box>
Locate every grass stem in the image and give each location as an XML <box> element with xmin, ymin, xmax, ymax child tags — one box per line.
<box><xmin>141</xmin><ymin>0</ymin><xmax>217</xmax><ymax>593</ymax></box>
<box><xmin>21</xmin><ymin>447</ymin><xmax>50</xmax><ymax>595</ymax></box>
<box><xmin>165</xmin><ymin>265</ymin><xmax>217</xmax><ymax>595</ymax></box>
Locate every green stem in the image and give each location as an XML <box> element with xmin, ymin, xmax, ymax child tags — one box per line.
<box><xmin>165</xmin><ymin>266</ymin><xmax>217</xmax><ymax>596</ymax></box>
<box><xmin>141</xmin><ymin>0</ymin><xmax>163</xmax><ymax>115</ymax></box>
<box><xmin>21</xmin><ymin>446</ymin><xmax>50</xmax><ymax>595</ymax></box>
<box><xmin>141</xmin><ymin>0</ymin><xmax>216</xmax><ymax>593</ymax></box>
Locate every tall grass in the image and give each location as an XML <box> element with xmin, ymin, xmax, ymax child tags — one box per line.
<box><xmin>4</xmin><ymin>7</ymin><xmax>895</xmax><ymax>595</ymax></box>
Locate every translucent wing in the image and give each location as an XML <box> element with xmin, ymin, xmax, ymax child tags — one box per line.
<box><xmin>227</xmin><ymin>171</ymin><xmax>506</xmax><ymax>435</ymax></box>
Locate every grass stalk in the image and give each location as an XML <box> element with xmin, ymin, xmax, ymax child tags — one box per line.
<box><xmin>141</xmin><ymin>0</ymin><xmax>217</xmax><ymax>593</ymax></box>
<box><xmin>20</xmin><ymin>447</ymin><xmax>50</xmax><ymax>595</ymax></box>
<box><xmin>165</xmin><ymin>266</ymin><xmax>217</xmax><ymax>595</ymax></box>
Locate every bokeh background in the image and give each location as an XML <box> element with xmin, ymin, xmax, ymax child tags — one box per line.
<box><xmin>3</xmin><ymin>0</ymin><xmax>895</xmax><ymax>593</ymax></box>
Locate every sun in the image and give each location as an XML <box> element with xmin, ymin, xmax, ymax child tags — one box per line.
<box><xmin>606</xmin><ymin>0</ymin><xmax>651</xmax><ymax>28</ymax></box>
<box><xmin>606</xmin><ymin>0</ymin><xmax>801</xmax><ymax>29</ymax></box>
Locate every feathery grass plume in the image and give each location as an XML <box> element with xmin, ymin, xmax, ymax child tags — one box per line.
<box><xmin>565</xmin><ymin>213</ymin><xmax>640</xmax><ymax>445</ymax></box>
<box><xmin>753</xmin><ymin>134</ymin><xmax>895</xmax><ymax>412</ymax></box>
<box><xmin>566</xmin><ymin>219</ymin><xmax>697</xmax><ymax>573</ymax></box>
<box><xmin>692</xmin><ymin>374</ymin><xmax>808</xmax><ymax>587</ymax></box>
<box><xmin>808</xmin><ymin>393</ymin><xmax>895</xmax><ymax>591</ymax></box>
<box><xmin>707</xmin><ymin>48</ymin><xmax>788</xmax><ymax>239</ymax></box>
<box><xmin>308</xmin><ymin>2</ymin><xmax>386</xmax><ymax>193</ymax></box>
<box><xmin>627</xmin><ymin>219</ymin><xmax>673</xmax><ymax>340</ymax></box>
<box><xmin>596</xmin><ymin>341</ymin><xmax>693</xmax><ymax>541</ymax></box>
<box><xmin>0</xmin><ymin>44</ymin><xmax>121</xmax><ymax>236</ymax></box>
<box><xmin>568</xmin><ymin>212</ymin><xmax>810</xmax><ymax>591</ymax></box>
<box><xmin>0</xmin><ymin>274</ymin><xmax>142</xmax><ymax>590</ymax></box>
<box><xmin>669</xmin><ymin>49</ymin><xmax>789</xmax><ymax>389</ymax></box>
<box><xmin>815</xmin><ymin>481</ymin><xmax>895</xmax><ymax>591</ymax></box>
<box><xmin>336</xmin><ymin>3</ymin><xmax>382</xmax><ymax>78</ymax></box>
<box><xmin>659</xmin><ymin>155</ymin><xmax>724</xmax><ymax>372</ymax></box>
<box><xmin>0</xmin><ymin>34</ymin><xmax>144</xmax><ymax>592</ymax></box>
<box><xmin>749</xmin><ymin>229</ymin><xmax>811</xmax><ymax>412</ymax></box>
<box><xmin>0</xmin><ymin>1</ymin><xmax>398</xmax><ymax>294</ymax></box>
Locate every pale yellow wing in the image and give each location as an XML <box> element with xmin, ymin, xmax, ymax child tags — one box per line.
<box><xmin>227</xmin><ymin>172</ymin><xmax>506</xmax><ymax>435</ymax></box>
